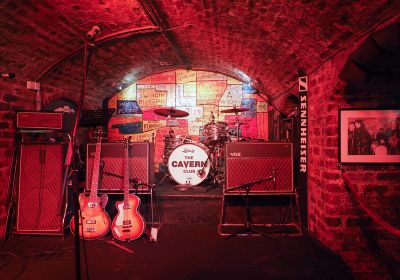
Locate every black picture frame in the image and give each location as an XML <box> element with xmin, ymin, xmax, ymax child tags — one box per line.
<box><xmin>339</xmin><ymin>108</ymin><xmax>400</xmax><ymax>164</ymax></box>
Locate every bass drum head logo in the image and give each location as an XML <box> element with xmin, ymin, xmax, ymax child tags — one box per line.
<box><xmin>168</xmin><ymin>143</ymin><xmax>210</xmax><ymax>186</ymax></box>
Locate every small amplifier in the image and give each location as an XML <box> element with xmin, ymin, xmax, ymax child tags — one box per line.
<box><xmin>225</xmin><ymin>142</ymin><xmax>293</xmax><ymax>193</ymax></box>
<box><xmin>17</xmin><ymin>111</ymin><xmax>63</xmax><ymax>130</ymax></box>
<box><xmin>86</xmin><ymin>142</ymin><xmax>154</xmax><ymax>192</ymax></box>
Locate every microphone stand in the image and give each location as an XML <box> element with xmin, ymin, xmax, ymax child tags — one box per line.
<box><xmin>57</xmin><ymin>36</ymin><xmax>97</xmax><ymax>280</ymax></box>
<box><xmin>226</xmin><ymin>176</ymin><xmax>275</xmax><ymax>238</ymax></box>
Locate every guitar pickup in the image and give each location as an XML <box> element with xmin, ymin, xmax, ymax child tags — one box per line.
<box><xmin>122</xmin><ymin>230</ymin><xmax>131</xmax><ymax>233</ymax></box>
<box><xmin>88</xmin><ymin>202</ymin><xmax>98</xmax><ymax>208</ymax></box>
<box><xmin>123</xmin><ymin>220</ymin><xmax>131</xmax><ymax>225</ymax></box>
<box><xmin>86</xmin><ymin>220</ymin><xmax>97</xmax><ymax>224</ymax></box>
<box><xmin>86</xmin><ymin>228</ymin><xmax>96</xmax><ymax>232</ymax></box>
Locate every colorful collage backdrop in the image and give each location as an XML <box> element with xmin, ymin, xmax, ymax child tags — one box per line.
<box><xmin>107</xmin><ymin>70</ymin><xmax>268</xmax><ymax>167</ymax></box>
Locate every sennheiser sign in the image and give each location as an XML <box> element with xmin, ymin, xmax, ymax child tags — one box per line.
<box><xmin>298</xmin><ymin>74</ymin><xmax>308</xmax><ymax>189</ymax></box>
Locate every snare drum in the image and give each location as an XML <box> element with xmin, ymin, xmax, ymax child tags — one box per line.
<box><xmin>163</xmin><ymin>134</ymin><xmax>194</xmax><ymax>162</ymax></box>
<box><xmin>167</xmin><ymin>143</ymin><xmax>210</xmax><ymax>186</ymax></box>
<box><xmin>202</xmin><ymin>121</ymin><xmax>229</xmax><ymax>146</ymax></box>
<box><xmin>163</xmin><ymin>135</ymin><xmax>182</xmax><ymax>162</ymax></box>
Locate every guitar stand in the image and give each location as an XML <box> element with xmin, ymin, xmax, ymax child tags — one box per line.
<box><xmin>224</xmin><ymin>177</ymin><xmax>274</xmax><ymax>238</ymax></box>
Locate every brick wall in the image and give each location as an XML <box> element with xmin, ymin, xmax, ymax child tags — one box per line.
<box><xmin>308</xmin><ymin>30</ymin><xmax>400</xmax><ymax>279</ymax></box>
<box><xmin>0</xmin><ymin>78</ymin><xmax>36</xmax><ymax>239</ymax></box>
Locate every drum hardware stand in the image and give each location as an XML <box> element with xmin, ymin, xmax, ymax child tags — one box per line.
<box><xmin>234</xmin><ymin>110</ymin><xmax>241</xmax><ymax>142</ymax></box>
<box><xmin>225</xmin><ymin>176</ymin><xmax>275</xmax><ymax>238</ymax></box>
<box><xmin>198</xmin><ymin>138</ymin><xmax>223</xmax><ymax>192</ymax></box>
<box><xmin>174</xmin><ymin>183</ymin><xmax>194</xmax><ymax>192</ymax></box>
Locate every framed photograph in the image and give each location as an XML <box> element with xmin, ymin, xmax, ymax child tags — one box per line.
<box><xmin>339</xmin><ymin>108</ymin><xmax>400</xmax><ymax>163</ymax></box>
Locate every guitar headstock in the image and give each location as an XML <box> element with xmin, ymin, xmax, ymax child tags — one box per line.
<box><xmin>92</xmin><ymin>128</ymin><xmax>104</xmax><ymax>143</ymax></box>
<box><xmin>123</xmin><ymin>136</ymin><xmax>132</xmax><ymax>149</ymax></box>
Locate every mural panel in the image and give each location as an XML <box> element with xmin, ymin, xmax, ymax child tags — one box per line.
<box><xmin>107</xmin><ymin>69</ymin><xmax>268</xmax><ymax>167</ymax></box>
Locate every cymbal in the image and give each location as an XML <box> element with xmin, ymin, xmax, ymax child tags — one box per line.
<box><xmin>153</xmin><ymin>107</ymin><xmax>189</xmax><ymax>118</ymax></box>
<box><xmin>220</xmin><ymin>107</ymin><xmax>249</xmax><ymax>113</ymax></box>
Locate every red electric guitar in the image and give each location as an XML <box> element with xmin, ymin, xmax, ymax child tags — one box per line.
<box><xmin>70</xmin><ymin>129</ymin><xmax>111</xmax><ymax>239</ymax></box>
<box><xmin>111</xmin><ymin>138</ymin><xmax>145</xmax><ymax>241</ymax></box>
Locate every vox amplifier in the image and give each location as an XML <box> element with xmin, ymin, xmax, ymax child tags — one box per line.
<box><xmin>86</xmin><ymin>142</ymin><xmax>154</xmax><ymax>192</ymax></box>
<box><xmin>16</xmin><ymin>144</ymin><xmax>65</xmax><ymax>234</ymax></box>
<box><xmin>225</xmin><ymin>142</ymin><xmax>293</xmax><ymax>193</ymax></box>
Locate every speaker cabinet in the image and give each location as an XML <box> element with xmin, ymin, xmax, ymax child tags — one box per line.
<box><xmin>225</xmin><ymin>142</ymin><xmax>293</xmax><ymax>193</ymax></box>
<box><xmin>86</xmin><ymin>142</ymin><xmax>154</xmax><ymax>193</ymax></box>
<box><xmin>16</xmin><ymin>144</ymin><xmax>65</xmax><ymax>234</ymax></box>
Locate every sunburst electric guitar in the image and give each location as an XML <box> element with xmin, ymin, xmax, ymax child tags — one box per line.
<box><xmin>70</xmin><ymin>129</ymin><xmax>111</xmax><ymax>239</ymax></box>
<box><xmin>111</xmin><ymin>138</ymin><xmax>145</xmax><ymax>241</ymax></box>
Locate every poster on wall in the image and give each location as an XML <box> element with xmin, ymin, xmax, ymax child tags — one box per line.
<box><xmin>117</xmin><ymin>100</ymin><xmax>142</xmax><ymax>115</ymax></box>
<box><xmin>339</xmin><ymin>108</ymin><xmax>400</xmax><ymax>163</ymax></box>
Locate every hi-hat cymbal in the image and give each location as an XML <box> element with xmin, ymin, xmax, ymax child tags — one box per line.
<box><xmin>220</xmin><ymin>107</ymin><xmax>249</xmax><ymax>113</ymax></box>
<box><xmin>153</xmin><ymin>107</ymin><xmax>189</xmax><ymax>118</ymax></box>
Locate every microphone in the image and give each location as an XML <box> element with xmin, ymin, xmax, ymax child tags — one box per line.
<box><xmin>1</xmin><ymin>73</ymin><xmax>16</xmax><ymax>79</ymax></box>
<box><xmin>86</xmin><ymin>26</ymin><xmax>101</xmax><ymax>42</ymax></box>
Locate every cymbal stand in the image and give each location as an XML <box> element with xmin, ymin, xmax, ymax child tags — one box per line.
<box><xmin>234</xmin><ymin>111</ymin><xmax>240</xmax><ymax>141</ymax></box>
<box><xmin>158</xmin><ymin>118</ymin><xmax>175</xmax><ymax>184</ymax></box>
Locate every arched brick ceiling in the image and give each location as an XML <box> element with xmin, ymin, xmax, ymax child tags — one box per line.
<box><xmin>1</xmin><ymin>0</ymin><xmax>400</xmax><ymax>108</ymax></box>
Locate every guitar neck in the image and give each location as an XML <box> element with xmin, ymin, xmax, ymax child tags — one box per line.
<box><xmin>123</xmin><ymin>144</ymin><xmax>130</xmax><ymax>205</ymax></box>
<box><xmin>90</xmin><ymin>142</ymin><xmax>102</xmax><ymax>199</ymax></box>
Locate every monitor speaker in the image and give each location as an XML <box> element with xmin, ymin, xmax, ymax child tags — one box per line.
<box><xmin>225</xmin><ymin>142</ymin><xmax>293</xmax><ymax>193</ymax></box>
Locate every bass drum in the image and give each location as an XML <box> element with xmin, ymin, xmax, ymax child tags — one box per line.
<box><xmin>167</xmin><ymin>143</ymin><xmax>210</xmax><ymax>186</ymax></box>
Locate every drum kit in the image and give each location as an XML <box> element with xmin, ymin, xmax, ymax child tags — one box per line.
<box><xmin>153</xmin><ymin>106</ymin><xmax>252</xmax><ymax>190</ymax></box>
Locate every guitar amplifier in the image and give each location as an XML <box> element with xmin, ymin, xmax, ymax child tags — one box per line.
<box><xmin>17</xmin><ymin>111</ymin><xmax>64</xmax><ymax>130</ymax></box>
<box><xmin>86</xmin><ymin>142</ymin><xmax>154</xmax><ymax>193</ymax></box>
<box><xmin>16</xmin><ymin>144</ymin><xmax>65</xmax><ymax>235</ymax></box>
<box><xmin>225</xmin><ymin>142</ymin><xmax>293</xmax><ymax>193</ymax></box>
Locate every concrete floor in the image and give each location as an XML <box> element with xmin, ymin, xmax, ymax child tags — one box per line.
<box><xmin>1</xmin><ymin>224</ymin><xmax>352</xmax><ymax>280</ymax></box>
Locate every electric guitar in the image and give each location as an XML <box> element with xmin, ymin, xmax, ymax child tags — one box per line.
<box><xmin>111</xmin><ymin>138</ymin><xmax>145</xmax><ymax>241</ymax></box>
<box><xmin>70</xmin><ymin>129</ymin><xmax>110</xmax><ymax>239</ymax></box>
